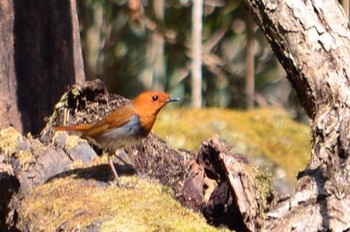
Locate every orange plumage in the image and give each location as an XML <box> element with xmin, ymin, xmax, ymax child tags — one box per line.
<box><xmin>55</xmin><ymin>91</ymin><xmax>180</xmax><ymax>186</ymax></box>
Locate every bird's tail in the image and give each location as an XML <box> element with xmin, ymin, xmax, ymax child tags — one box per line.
<box><xmin>54</xmin><ymin>124</ymin><xmax>92</xmax><ymax>132</ymax></box>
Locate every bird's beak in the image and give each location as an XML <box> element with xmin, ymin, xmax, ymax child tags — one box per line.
<box><xmin>166</xmin><ymin>97</ymin><xmax>180</xmax><ymax>103</ymax></box>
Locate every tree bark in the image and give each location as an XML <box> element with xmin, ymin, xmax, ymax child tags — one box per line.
<box><xmin>0</xmin><ymin>1</ymin><xmax>23</xmax><ymax>132</ymax></box>
<box><xmin>243</xmin><ymin>0</ymin><xmax>350</xmax><ymax>230</ymax></box>
<box><xmin>0</xmin><ymin>0</ymin><xmax>85</xmax><ymax>134</ymax></box>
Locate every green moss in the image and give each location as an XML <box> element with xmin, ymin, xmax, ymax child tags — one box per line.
<box><xmin>154</xmin><ymin>108</ymin><xmax>310</xmax><ymax>183</ymax></box>
<box><xmin>0</xmin><ymin>127</ymin><xmax>24</xmax><ymax>157</ymax></box>
<box><xmin>253</xmin><ymin>168</ymin><xmax>274</xmax><ymax>218</ymax></box>
<box><xmin>0</xmin><ymin>127</ymin><xmax>36</xmax><ymax>170</ymax></box>
<box><xmin>19</xmin><ymin>176</ymin><xmax>226</xmax><ymax>232</ymax></box>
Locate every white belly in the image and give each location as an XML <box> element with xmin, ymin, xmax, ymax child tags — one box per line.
<box><xmin>87</xmin><ymin>114</ymin><xmax>148</xmax><ymax>151</ymax></box>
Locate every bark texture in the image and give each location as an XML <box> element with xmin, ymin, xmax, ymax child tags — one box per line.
<box><xmin>0</xmin><ymin>0</ymin><xmax>85</xmax><ymax>134</ymax></box>
<box><xmin>181</xmin><ymin>135</ymin><xmax>273</xmax><ymax>231</ymax></box>
<box><xmin>243</xmin><ymin>0</ymin><xmax>350</xmax><ymax>230</ymax></box>
<box><xmin>0</xmin><ymin>1</ymin><xmax>23</xmax><ymax>132</ymax></box>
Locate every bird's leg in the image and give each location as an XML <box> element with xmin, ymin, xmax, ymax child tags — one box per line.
<box><xmin>112</xmin><ymin>149</ymin><xmax>132</xmax><ymax>166</ymax></box>
<box><xmin>112</xmin><ymin>149</ymin><xmax>139</xmax><ymax>175</ymax></box>
<box><xmin>108</xmin><ymin>154</ymin><xmax>122</xmax><ymax>187</ymax></box>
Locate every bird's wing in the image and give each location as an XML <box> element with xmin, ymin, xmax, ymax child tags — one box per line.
<box><xmin>81</xmin><ymin>104</ymin><xmax>135</xmax><ymax>138</ymax></box>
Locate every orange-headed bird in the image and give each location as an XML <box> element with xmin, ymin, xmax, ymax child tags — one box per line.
<box><xmin>55</xmin><ymin>91</ymin><xmax>180</xmax><ymax>186</ymax></box>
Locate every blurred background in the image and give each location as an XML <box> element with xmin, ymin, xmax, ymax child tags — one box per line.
<box><xmin>77</xmin><ymin>0</ymin><xmax>307</xmax><ymax>121</ymax></box>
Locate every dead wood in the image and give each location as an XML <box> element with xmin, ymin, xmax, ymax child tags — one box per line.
<box><xmin>181</xmin><ymin>135</ymin><xmax>274</xmax><ymax>232</ymax></box>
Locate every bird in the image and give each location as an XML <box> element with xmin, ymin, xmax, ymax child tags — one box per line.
<box><xmin>54</xmin><ymin>91</ymin><xmax>180</xmax><ymax>186</ymax></box>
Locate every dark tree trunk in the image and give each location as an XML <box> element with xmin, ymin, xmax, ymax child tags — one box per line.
<box><xmin>0</xmin><ymin>0</ymin><xmax>85</xmax><ymax>134</ymax></box>
<box><xmin>243</xmin><ymin>0</ymin><xmax>350</xmax><ymax>230</ymax></box>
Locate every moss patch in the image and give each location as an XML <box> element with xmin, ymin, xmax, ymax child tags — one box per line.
<box><xmin>18</xmin><ymin>176</ymin><xmax>226</xmax><ymax>232</ymax></box>
<box><xmin>154</xmin><ymin>108</ymin><xmax>310</xmax><ymax>183</ymax></box>
<box><xmin>0</xmin><ymin>127</ymin><xmax>37</xmax><ymax>171</ymax></box>
<box><xmin>0</xmin><ymin>127</ymin><xmax>24</xmax><ymax>157</ymax></box>
<box><xmin>253</xmin><ymin>167</ymin><xmax>274</xmax><ymax>218</ymax></box>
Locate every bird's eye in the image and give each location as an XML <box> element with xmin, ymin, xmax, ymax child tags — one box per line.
<box><xmin>152</xmin><ymin>95</ymin><xmax>159</xmax><ymax>101</ymax></box>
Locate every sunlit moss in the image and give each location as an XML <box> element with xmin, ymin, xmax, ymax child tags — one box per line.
<box><xmin>0</xmin><ymin>127</ymin><xmax>36</xmax><ymax>170</ymax></box>
<box><xmin>253</xmin><ymin>167</ymin><xmax>274</xmax><ymax>218</ymax></box>
<box><xmin>18</xmin><ymin>176</ymin><xmax>226</xmax><ymax>232</ymax></box>
<box><xmin>61</xmin><ymin>134</ymin><xmax>81</xmax><ymax>150</ymax></box>
<box><xmin>0</xmin><ymin>127</ymin><xmax>24</xmax><ymax>157</ymax></box>
<box><xmin>154</xmin><ymin>108</ymin><xmax>311</xmax><ymax>183</ymax></box>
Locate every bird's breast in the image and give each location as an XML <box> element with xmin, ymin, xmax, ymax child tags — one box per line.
<box><xmin>88</xmin><ymin>114</ymin><xmax>148</xmax><ymax>151</ymax></box>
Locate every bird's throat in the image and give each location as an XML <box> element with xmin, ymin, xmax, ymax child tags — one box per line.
<box><xmin>138</xmin><ymin>111</ymin><xmax>159</xmax><ymax>134</ymax></box>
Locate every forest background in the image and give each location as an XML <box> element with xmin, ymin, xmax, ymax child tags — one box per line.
<box><xmin>78</xmin><ymin>0</ymin><xmax>303</xmax><ymax>116</ymax></box>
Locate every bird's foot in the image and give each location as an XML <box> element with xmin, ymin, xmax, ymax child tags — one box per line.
<box><xmin>109</xmin><ymin>178</ymin><xmax>123</xmax><ymax>187</ymax></box>
<box><xmin>109</xmin><ymin>179</ymin><xmax>136</xmax><ymax>189</ymax></box>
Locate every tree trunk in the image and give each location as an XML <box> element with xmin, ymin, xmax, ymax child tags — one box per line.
<box><xmin>152</xmin><ymin>0</ymin><xmax>165</xmax><ymax>91</ymax></box>
<box><xmin>246</xmin><ymin>16</ymin><xmax>255</xmax><ymax>109</ymax></box>
<box><xmin>191</xmin><ymin>0</ymin><xmax>203</xmax><ymax>108</ymax></box>
<box><xmin>0</xmin><ymin>1</ymin><xmax>23</xmax><ymax>132</ymax></box>
<box><xmin>243</xmin><ymin>0</ymin><xmax>350</xmax><ymax>230</ymax></box>
<box><xmin>0</xmin><ymin>0</ymin><xmax>85</xmax><ymax>134</ymax></box>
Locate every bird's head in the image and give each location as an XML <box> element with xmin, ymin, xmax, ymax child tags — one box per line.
<box><xmin>133</xmin><ymin>91</ymin><xmax>180</xmax><ymax>132</ymax></box>
<box><xmin>133</xmin><ymin>91</ymin><xmax>180</xmax><ymax>113</ymax></box>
